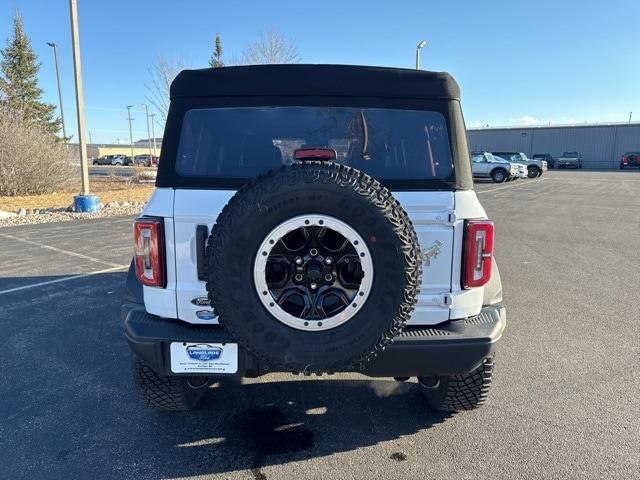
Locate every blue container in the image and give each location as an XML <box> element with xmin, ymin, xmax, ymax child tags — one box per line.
<box><xmin>73</xmin><ymin>194</ymin><xmax>101</xmax><ymax>213</ymax></box>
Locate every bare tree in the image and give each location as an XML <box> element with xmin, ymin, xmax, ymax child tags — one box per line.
<box><xmin>145</xmin><ymin>30</ymin><xmax>299</xmax><ymax>119</ymax></box>
<box><xmin>0</xmin><ymin>110</ymin><xmax>74</xmax><ymax>196</ymax></box>
<box><xmin>145</xmin><ymin>56</ymin><xmax>187</xmax><ymax>121</ymax></box>
<box><xmin>239</xmin><ymin>30</ymin><xmax>301</xmax><ymax>65</ymax></box>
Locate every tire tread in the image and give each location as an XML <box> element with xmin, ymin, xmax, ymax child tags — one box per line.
<box><xmin>421</xmin><ymin>357</ymin><xmax>495</xmax><ymax>412</ymax></box>
<box><xmin>132</xmin><ymin>355</ymin><xmax>207</xmax><ymax>411</ymax></box>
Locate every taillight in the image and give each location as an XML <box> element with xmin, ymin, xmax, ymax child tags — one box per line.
<box><xmin>462</xmin><ymin>220</ymin><xmax>494</xmax><ymax>289</ymax></box>
<box><xmin>134</xmin><ymin>217</ymin><xmax>166</xmax><ymax>287</ymax></box>
<box><xmin>293</xmin><ymin>148</ymin><xmax>337</xmax><ymax>161</ymax></box>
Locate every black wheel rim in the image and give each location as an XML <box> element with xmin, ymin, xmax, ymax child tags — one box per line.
<box><xmin>265</xmin><ymin>225</ymin><xmax>363</xmax><ymax>320</ymax></box>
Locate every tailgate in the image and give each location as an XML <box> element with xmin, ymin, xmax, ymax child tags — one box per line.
<box><xmin>172</xmin><ymin>189</ymin><xmax>455</xmax><ymax>326</ymax></box>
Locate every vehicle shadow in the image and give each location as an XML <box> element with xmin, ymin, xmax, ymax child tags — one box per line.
<box><xmin>0</xmin><ymin>271</ymin><xmax>452</xmax><ymax>479</ymax></box>
<box><xmin>140</xmin><ymin>378</ymin><xmax>452</xmax><ymax>478</ymax></box>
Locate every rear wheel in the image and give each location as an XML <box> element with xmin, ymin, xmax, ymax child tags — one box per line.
<box><xmin>490</xmin><ymin>169</ymin><xmax>508</xmax><ymax>183</ymax></box>
<box><xmin>132</xmin><ymin>355</ymin><xmax>210</xmax><ymax>410</ymax></box>
<box><xmin>527</xmin><ymin>166</ymin><xmax>540</xmax><ymax>178</ymax></box>
<box><xmin>419</xmin><ymin>357</ymin><xmax>495</xmax><ymax>412</ymax></box>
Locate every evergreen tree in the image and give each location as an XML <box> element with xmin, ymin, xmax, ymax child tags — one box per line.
<box><xmin>209</xmin><ymin>34</ymin><xmax>224</xmax><ymax>68</ymax></box>
<box><xmin>0</xmin><ymin>10</ymin><xmax>61</xmax><ymax>136</ymax></box>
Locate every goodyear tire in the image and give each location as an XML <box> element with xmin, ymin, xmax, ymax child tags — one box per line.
<box><xmin>205</xmin><ymin>163</ymin><xmax>421</xmax><ymax>373</ymax></box>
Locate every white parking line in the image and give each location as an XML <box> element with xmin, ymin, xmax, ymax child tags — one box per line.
<box><xmin>476</xmin><ymin>177</ymin><xmax>548</xmax><ymax>195</ymax></box>
<box><xmin>0</xmin><ymin>265</ymin><xmax>128</xmax><ymax>296</ymax></box>
<box><xmin>0</xmin><ymin>232</ymin><xmax>123</xmax><ymax>268</ymax></box>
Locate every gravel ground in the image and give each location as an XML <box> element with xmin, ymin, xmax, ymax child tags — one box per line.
<box><xmin>0</xmin><ymin>203</ymin><xmax>144</xmax><ymax>228</ymax></box>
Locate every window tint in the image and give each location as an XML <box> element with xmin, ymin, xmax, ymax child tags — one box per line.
<box><xmin>176</xmin><ymin>107</ymin><xmax>453</xmax><ymax>180</ymax></box>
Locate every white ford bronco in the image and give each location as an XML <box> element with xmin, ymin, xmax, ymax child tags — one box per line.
<box><xmin>122</xmin><ymin>64</ymin><xmax>505</xmax><ymax>412</ymax></box>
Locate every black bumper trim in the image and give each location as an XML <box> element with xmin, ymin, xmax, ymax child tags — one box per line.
<box><xmin>121</xmin><ymin>303</ymin><xmax>505</xmax><ymax>377</ymax></box>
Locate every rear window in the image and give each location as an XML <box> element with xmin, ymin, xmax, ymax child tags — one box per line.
<box><xmin>175</xmin><ymin>107</ymin><xmax>453</xmax><ymax>180</ymax></box>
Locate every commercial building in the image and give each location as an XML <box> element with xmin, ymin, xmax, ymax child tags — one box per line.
<box><xmin>69</xmin><ymin>138</ymin><xmax>163</xmax><ymax>160</ymax></box>
<box><xmin>467</xmin><ymin>122</ymin><xmax>640</xmax><ymax>169</ymax></box>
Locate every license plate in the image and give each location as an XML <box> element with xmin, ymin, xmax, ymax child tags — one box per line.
<box><xmin>170</xmin><ymin>342</ymin><xmax>238</xmax><ymax>374</ymax></box>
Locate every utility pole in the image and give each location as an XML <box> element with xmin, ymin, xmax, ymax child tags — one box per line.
<box><xmin>69</xmin><ymin>0</ymin><xmax>90</xmax><ymax>196</ymax></box>
<box><xmin>416</xmin><ymin>40</ymin><xmax>427</xmax><ymax>70</ymax></box>
<box><xmin>143</xmin><ymin>104</ymin><xmax>152</xmax><ymax>156</ymax></box>
<box><xmin>149</xmin><ymin>113</ymin><xmax>157</xmax><ymax>156</ymax></box>
<box><xmin>46</xmin><ymin>42</ymin><xmax>67</xmax><ymax>140</ymax></box>
<box><xmin>126</xmin><ymin>105</ymin><xmax>134</xmax><ymax>159</ymax></box>
<box><xmin>629</xmin><ymin>112</ymin><xmax>633</xmax><ymax>124</ymax></box>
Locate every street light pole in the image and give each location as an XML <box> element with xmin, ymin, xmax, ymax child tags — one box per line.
<box><xmin>46</xmin><ymin>42</ymin><xmax>67</xmax><ymax>140</ymax></box>
<box><xmin>126</xmin><ymin>105</ymin><xmax>134</xmax><ymax>159</ymax></box>
<box><xmin>415</xmin><ymin>40</ymin><xmax>427</xmax><ymax>70</ymax></box>
<box><xmin>69</xmin><ymin>0</ymin><xmax>89</xmax><ymax>196</ymax></box>
<box><xmin>142</xmin><ymin>104</ymin><xmax>152</xmax><ymax>157</ymax></box>
<box><xmin>149</xmin><ymin>113</ymin><xmax>157</xmax><ymax>157</ymax></box>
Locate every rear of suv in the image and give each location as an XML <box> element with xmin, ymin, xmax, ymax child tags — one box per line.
<box><xmin>620</xmin><ymin>152</ymin><xmax>640</xmax><ymax>169</ymax></box>
<box><xmin>122</xmin><ymin>65</ymin><xmax>506</xmax><ymax>413</ymax></box>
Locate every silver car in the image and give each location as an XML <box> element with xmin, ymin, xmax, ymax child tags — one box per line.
<box><xmin>493</xmin><ymin>155</ymin><xmax>527</xmax><ymax>180</ymax></box>
<box><xmin>491</xmin><ymin>152</ymin><xmax>547</xmax><ymax>178</ymax></box>
<box><xmin>471</xmin><ymin>151</ymin><xmax>519</xmax><ymax>183</ymax></box>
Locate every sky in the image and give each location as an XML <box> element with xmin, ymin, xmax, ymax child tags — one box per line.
<box><xmin>1</xmin><ymin>0</ymin><xmax>638</xmax><ymax>144</ymax></box>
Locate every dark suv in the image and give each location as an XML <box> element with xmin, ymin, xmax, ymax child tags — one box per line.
<box><xmin>532</xmin><ymin>153</ymin><xmax>555</xmax><ymax>168</ymax></box>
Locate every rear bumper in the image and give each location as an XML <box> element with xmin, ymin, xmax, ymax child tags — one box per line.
<box><xmin>122</xmin><ymin>303</ymin><xmax>506</xmax><ymax>378</ymax></box>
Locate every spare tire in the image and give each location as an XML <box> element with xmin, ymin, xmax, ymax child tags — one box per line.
<box><xmin>205</xmin><ymin>163</ymin><xmax>421</xmax><ymax>373</ymax></box>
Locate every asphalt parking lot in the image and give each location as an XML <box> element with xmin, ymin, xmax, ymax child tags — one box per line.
<box><xmin>1</xmin><ymin>170</ymin><xmax>638</xmax><ymax>480</ymax></box>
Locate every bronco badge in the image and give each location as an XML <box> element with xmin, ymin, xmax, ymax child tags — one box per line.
<box><xmin>421</xmin><ymin>240</ymin><xmax>443</xmax><ymax>266</ymax></box>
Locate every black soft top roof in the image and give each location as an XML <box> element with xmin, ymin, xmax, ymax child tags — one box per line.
<box><xmin>170</xmin><ymin>64</ymin><xmax>460</xmax><ymax>101</ymax></box>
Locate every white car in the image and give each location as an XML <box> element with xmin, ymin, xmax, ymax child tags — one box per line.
<box><xmin>513</xmin><ymin>163</ymin><xmax>527</xmax><ymax>179</ymax></box>
<box><xmin>492</xmin><ymin>155</ymin><xmax>527</xmax><ymax>180</ymax></box>
<box><xmin>471</xmin><ymin>151</ymin><xmax>519</xmax><ymax>183</ymax></box>
<box><xmin>491</xmin><ymin>152</ymin><xmax>547</xmax><ymax>178</ymax></box>
<box><xmin>111</xmin><ymin>155</ymin><xmax>128</xmax><ymax>166</ymax></box>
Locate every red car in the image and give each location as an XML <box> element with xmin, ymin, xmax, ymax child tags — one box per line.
<box><xmin>620</xmin><ymin>152</ymin><xmax>640</xmax><ymax>169</ymax></box>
